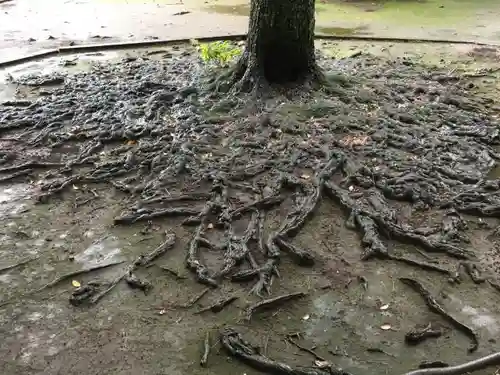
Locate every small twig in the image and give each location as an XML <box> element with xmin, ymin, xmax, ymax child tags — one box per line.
<box><xmin>358</xmin><ymin>276</ymin><xmax>368</xmax><ymax>290</ymax></box>
<box><xmin>200</xmin><ymin>331</ymin><xmax>210</xmax><ymax>367</ymax></box>
<box><xmin>244</xmin><ymin>292</ymin><xmax>306</xmax><ymax>321</ymax></box>
<box><xmin>114</xmin><ymin>208</ymin><xmax>199</xmax><ymax>224</ymax></box>
<box><xmin>488</xmin><ymin>279</ymin><xmax>500</xmax><ymax>293</ymax></box>
<box><xmin>286</xmin><ymin>334</ymin><xmax>325</xmax><ymax>361</ymax></box>
<box><xmin>403</xmin><ymin>351</ymin><xmax>500</xmax><ymax>375</ymax></box>
<box><xmin>221</xmin><ymin>328</ymin><xmax>338</xmax><ymax>375</ymax></box>
<box><xmin>229</xmin><ymin>195</ymin><xmax>285</xmax><ymax>219</ymax></box>
<box><xmin>366</xmin><ymin>347</ymin><xmax>396</xmax><ymax>357</ymax></box>
<box><xmin>88</xmin><ymin>234</ymin><xmax>176</xmax><ymax>304</ymax></box>
<box><xmin>156</xmin><ymin>265</ymin><xmax>187</xmax><ymax>280</ymax></box>
<box><xmin>263</xmin><ymin>334</ymin><xmax>270</xmax><ymax>356</ymax></box>
<box><xmin>0</xmin><ymin>261</ymin><xmax>124</xmax><ymax>307</ymax></box>
<box><xmin>74</xmin><ymin>196</ymin><xmax>97</xmax><ymax>208</ymax></box>
<box><xmin>405</xmin><ymin>322</ymin><xmax>443</xmax><ymax>345</ymax></box>
<box><xmin>0</xmin><ymin>256</ymin><xmax>38</xmax><ymax>274</ymax></box>
<box><xmin>455</xmin><ymin>262</ymin><xmax>486</xmax><ymax>284</ymax></box>
<box><xmin>0</xmin><ymin>161</ymin><xmax>63</xmax><ymax>174</ymax></box>
<box><xmin>0</xmin><ymin>169</ymin><xmax>32</xmax><ymax>183</ymax></box>
<box><xmin>38</xmin><ymin>261</ymin><xmax>124</xmax><ymax>291</ymax></box>
<box><xmin>400</xmin><ymin>277</ymin><xmax>479</xmax><ymax>353</ymax></box>
<box><xmin>177</xmin><ymin>287</ymin><xmax>210</xmax><ymax>308</ymax></box>
<box><xmin>194</xmin><ymin>295</ymin><xmax>238</xmax><ymax>314</ymax></box>
<box><xmin>89</xmin><ymin>266</ymin><xmax>132</xmax><ymax>305</ymax></box>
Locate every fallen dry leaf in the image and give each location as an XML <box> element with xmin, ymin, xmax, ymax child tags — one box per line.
<box><xmin>314</xmin><ymin>360</ymin><xmax>330</xmax><ymax>368</ymax></box>
<box><xmin>71</xmin><ymin>280</ymin><xmax>81</xmax><ymax>288</ymax></box>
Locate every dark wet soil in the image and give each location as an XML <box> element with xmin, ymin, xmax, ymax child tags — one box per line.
<box><xmin>1</xmin><ymin>41</ymin><xmax>500</xmax><ymax>375</ymax></box>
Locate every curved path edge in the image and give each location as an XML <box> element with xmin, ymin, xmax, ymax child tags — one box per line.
<box><xmin>0</xmin><ymin>33</ymin><xmax>498</xmax><ymax>69</ymax></box>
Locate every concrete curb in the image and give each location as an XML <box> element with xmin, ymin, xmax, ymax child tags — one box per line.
<box><xmin>0</xmin><ymin>34</ymin><xmax>497</xmax><ymax>69</ymax></box>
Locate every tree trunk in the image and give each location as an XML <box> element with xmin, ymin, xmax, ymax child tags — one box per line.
<box><xmin>232</xmin><ymin>0</ymin><xmax>321</xmax><ymax>91</ymax></box>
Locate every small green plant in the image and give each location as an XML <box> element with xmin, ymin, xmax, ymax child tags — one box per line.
<box><xmin>196</xmin><ymin>40</ymin><xmax>241</xmax><ymax>66</ymax></box>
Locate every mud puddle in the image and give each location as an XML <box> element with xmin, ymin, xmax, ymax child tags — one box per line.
<box><xmin>0</xmin><ymin>184</ymin><xmax>31</xmax><ymax>219</ymax></box>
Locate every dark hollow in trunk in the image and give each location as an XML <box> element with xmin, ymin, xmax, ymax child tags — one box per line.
<box><xmin>233</xmin><ymin>0</ymin><xmax>319</xmax><ymax>87</ymax></box>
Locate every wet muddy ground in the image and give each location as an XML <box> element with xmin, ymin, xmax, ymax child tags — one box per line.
<box><xmin>1</xmin><ymin>40</ymin><xmax>500</xmax><ymax>375</ymax></box>
<box><xmin>2</xmin><ymin>0</ymin><xmax>500</xmax><ymax>64</ymax></box>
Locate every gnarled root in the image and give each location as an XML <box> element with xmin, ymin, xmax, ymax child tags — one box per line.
<box><xmin>220</xmin><ymin>328</ymin><xmax>349</xmax><ymax>375</ymax></box>
<box><xmin>230</xmin><ymin>54</ymin><xmax>268</xmax><ymax>95</ymax></box>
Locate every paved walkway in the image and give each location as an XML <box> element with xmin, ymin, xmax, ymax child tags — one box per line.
<box><xmin>1</xmin><ymin>0</ymin><xmax>500</xmax><ymax>64</ymax></box>
<box><xmin>0</xmin><ymin>0</ymin><xmax>247</xmax><ymax>62</ymax></box>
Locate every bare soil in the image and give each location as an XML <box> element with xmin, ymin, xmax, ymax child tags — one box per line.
<box><xmin>1</xmin><ymin>40</ymin><xmax>500</xmax><ymax>375</ymax></box>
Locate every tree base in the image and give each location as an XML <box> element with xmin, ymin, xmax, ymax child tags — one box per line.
<box><xmin>225</xmin><ymin>54</ymin><xmax>326</xmax><ymax>96</ymax></box>
<box><xmin>229</xmin><ymin>55</ymin><xmax>268</xmax><ymax>95</ymax></box>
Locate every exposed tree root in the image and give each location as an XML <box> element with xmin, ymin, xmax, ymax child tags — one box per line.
<box><xmin>453</xmin><ymin>262</ymin><xmax>486</xmax><ymax>284</ymax></box>
<box><xmin>0</xmin><ymin>261</ymin><xmax>124</xmax><ymax>308</ymax></box>
<box><xmin>0</xmin><ymin>161</ymin><xmax>64</xmax><ymax>174</ymax></box>
<box><xmin>224</xmin><ymin>53</ymin><xmax>326</xmax><ymax>96</ymax></box>
<box><xmin>3</xmin><ymin>46</ymin><xmax>500</xmax><ymax>374</ymax></box>
<box><xmin>140</xmin><ymin>232</ymin><xmax>177</xmax><ymax>264</ymax></box>
<box><xmin>418</xmin><ymin>361</ymin><xmax>449</xmax><ymax>369</ymax></box>
<box><xmin>186</xmin><ymin>199</ymin><xmax>219</xmax><ymax>287</ymax></box>
<box><xmin>229</xmin><ymin>55</ymin><xmax>268</xmax><ymax>95</ymax></box>
<box><xmin>488</xmin><ymin>279</ymin><xmax>500</xmax><ymax>293</ymax></box>
<box><xmin>400</xmin><ymin>278</ymin><xmax>479</xmax><ymax>353</ymax></box>
<box><xmin>221</xmin><ymin>328</ymin><xmax>349</xmax><ymax>375</ymax></box>
<box><xmin>405</xmin><ymin>322</ymin><xmax>443</xmax><ymax>345</ymax></box>
<box><xmin>323</xmin><ymin>182</ymin><xmax>475</xmax><ymax>260</ymax></box>
<box><xmin>213</xmin><ymin>210</ymin><xmax>257</xmax><ymax>280</ymax></box>
<box><xmin>125</xmin><ymin>272</ymin><xmax>152</xmax><ymax>292</ymax></box>
<box><xmin>72</xmin><ymin>232</ymin><xmax>176</xmax><ymax>305</ymax></box>
<box><xmin>0</xmin><ymin>48</ymin><xmax>500</xmax><ymax>374</ymax></box>
<box><xmin>0</xmin><ymin>169</ymin><xmax>33</xmax><ymax>183</ymax></box>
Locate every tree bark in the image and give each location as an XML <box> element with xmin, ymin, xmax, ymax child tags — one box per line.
<box><xmin>232</xmin><ymin>0</ymin><xmax>321</xmax><ymax>90</ymax></box>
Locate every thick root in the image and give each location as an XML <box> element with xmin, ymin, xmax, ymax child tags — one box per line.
<box><xmin>232</xmin><ymin>62</ymin><xmax>269</xmax><ymax>96</ymax></box>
